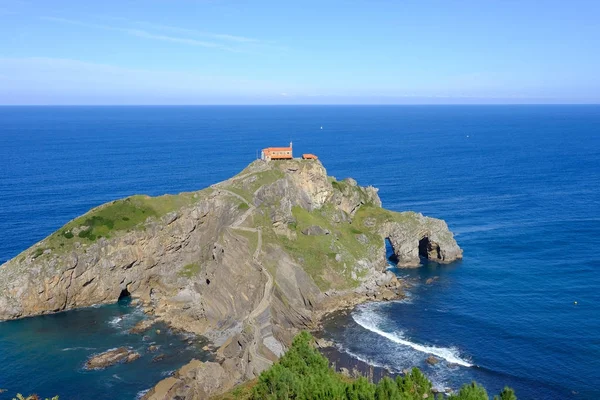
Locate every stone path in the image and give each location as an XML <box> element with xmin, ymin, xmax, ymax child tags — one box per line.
<box><xmin>218</xmin><ymin>187</ymin><xmax>274</xmax><ymax>373</ymax></box>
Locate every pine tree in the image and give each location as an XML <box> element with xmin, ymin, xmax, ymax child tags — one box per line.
<box><xmin>493</xmin><ymin>387</ymin><xmax>517</xmax><ymax>400</ymax></box>
<box><xmin>449</xmin><ymin>382</ymin><xmax>489</xmax><ymax>400</ymax></box>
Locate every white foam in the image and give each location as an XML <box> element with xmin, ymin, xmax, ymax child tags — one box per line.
<box><xmin>62</xmin><ymin>346</ymin><xmax>96</xmax><ymax>351</ymax></box>
<box><xmin>108</xmin><ymin>316</ymin><xmax>123</xmax><ymax>327</ymax></box>
<box><xmin>352</xmin><ymin>307</ymin><xmax>473</xmax><ymax>368</ymax></box>
<box><xmin>136</xmin><ymin>389</ymin><xmax>150</xmax><ymax>400</ymax></box>
<box><xmin>335</xmin><ymin>343</ymin><xmax>397</xmax><ymax>373</ymax></box>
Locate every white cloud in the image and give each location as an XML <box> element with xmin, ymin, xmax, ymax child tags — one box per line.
<box><xmin>0</xmin><ymin>57</ymin><xmax>303</xmax><ymax>104</ymax></box>
<box><xmin>40</xmin><ymin>16</ymin><xmax>240</xmax><ymax>52</ymax></box>
<box><xmin>130</xmin><ymin>20</ymin><xmax>260</xmax><ymax>44</ymax></box>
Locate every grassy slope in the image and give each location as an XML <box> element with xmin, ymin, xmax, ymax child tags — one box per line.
<box><xmin>24</xmin><ymin>189</ymin><xmax>212</xmax><ymax>262</ymax></box>
<box><xmin>254</xmin><ymin>175</ymin><xmax>388</xmax><ymax>291</ymax></box>
<box><xmin>276</xmin><ymin>205</ymin><xmax>377</xmax><ymax>290</ymax></box>
<box><xmin>224</xmin><ymin>169</ymin><xmax>285</xmax><ymax>202</ymax></box>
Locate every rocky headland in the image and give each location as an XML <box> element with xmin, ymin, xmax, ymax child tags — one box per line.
<box><xmin>0</xmin><ymin>159</ymin><xmax>461</xmax><ymax>398</ymax></box>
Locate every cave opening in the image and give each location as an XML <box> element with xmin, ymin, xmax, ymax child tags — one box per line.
<box><xmin>206</xmin><ymin>278</ymin><xmax>211</xmax><ymax>285</ymax></box>
<box><xmin>419</xmin><ymin>236</ymin><xmax>440</xmax><ymax>261</ymax></box>
<box><xmin>118</xmin><ymin>287</ymin><xmax>131</xmax><ymax>301</ymax></box>
<box><xmin>385</xmin><ymin>238</ymin><xmax>398</xmax><ymax>266</ymax></box>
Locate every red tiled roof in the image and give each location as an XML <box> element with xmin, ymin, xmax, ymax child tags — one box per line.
<box><xmin>263</xmin><ymin>147</ymin><xmax>292</xmax><ymax>152</ymax></box>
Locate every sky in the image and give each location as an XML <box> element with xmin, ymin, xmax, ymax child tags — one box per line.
<box><xmin>1</xmin><ymin>0</ymin><xmax>599</xmax><ymax>105</ymax></box>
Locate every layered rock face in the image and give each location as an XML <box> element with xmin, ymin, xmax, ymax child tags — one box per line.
<box><xmin>0</xmin><ymin>159</ymin><xmax>462</xmax><ymax>398</ymax></box>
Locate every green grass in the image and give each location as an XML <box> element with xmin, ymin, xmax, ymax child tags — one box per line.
<box><xmin>28</xmin><ymin>189</ymin><xmax>211</xmax><ymax>259</ymax></box>
<box><xmin>238</xmin><ymin>202</ymin><xmax>250</xmax><ymax>211</ymax></box>
<box><xmin>224</xmin><ymin>169</ymin><xmax>285</xmax><ymax>202</ymax></box>
<box><xmin>353</xmin><ymin>205</ymin><xmax>420</xmax><ymax>229</ymax></box>
<box><xmin>272</xmin><ymin>205</ymin><xmax>378</xmax><ymax>290</ymax></box>
<box><xmin>31</xmin><ymin>247</ymin><xmax>47</xmax><ymax>259</ymax></box>
<box><xmin>178</xmin><ymin>262</ymin><xmax>201</xmax><ymax>278</ymax></box>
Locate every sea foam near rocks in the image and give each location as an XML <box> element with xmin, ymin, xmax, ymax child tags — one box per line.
<box><xmin>352</xmin><ymin>304</ymin><xmax>473</xmax><ymax>368</ymax></box>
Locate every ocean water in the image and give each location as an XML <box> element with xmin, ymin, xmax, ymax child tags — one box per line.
<box><xmin>0</xmin><ymin>105</ymin><xmax>599</xmax><ymax>399</ymax></box>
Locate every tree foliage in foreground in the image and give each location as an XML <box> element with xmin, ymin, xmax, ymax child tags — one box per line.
<box><xmin>251</xmin><ymin>331</ymin><xmax>517</xmax><ymax>400</ymax></box>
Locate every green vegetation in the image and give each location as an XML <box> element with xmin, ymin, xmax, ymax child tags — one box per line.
<box><xmin>239</xmin><ymin>202</ymin><xmax>250</xmax><ymax>211</ymax></box>
<box><xmin>330</xmin><ymin>179</ymin><xmax>347</xmax><ymax>193</ymax></box>
<box><xmin>28</xmin><ymin>189</ymin><xmax>210</xmax><ymax>259</ymax></box>
<box><xmin>178</xmin><ymin>262</ymin><xmax>201</xmax><ymax>278</ymax></box>
<box><xmin>225</xmin><ymin>169</ymin><xmax>285</xmax><ymax>202</ymax></box>
<box><xmin>31</xmin><ymin>248</ymin><xmax>47</xmax><ymax>259</ymax></box>
<box><xmin>277</xmin><ymin>205</ymin><xmax>379</xmax><ymax>290</ymax></box>
<box><xmin>220</xmin><ymin>332</ymin><xmax>517</xmax><ymax>400</ymax></box>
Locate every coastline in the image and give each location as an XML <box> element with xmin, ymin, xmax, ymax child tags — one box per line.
<box><xmin>139</xmin><ymin>270</ymin><xmax>410</xmax><ymax>399</ymax></box>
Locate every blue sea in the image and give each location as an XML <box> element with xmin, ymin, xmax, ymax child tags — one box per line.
<box><xmin>0</xmin><ymin>106</ymin><xmax>599</xmax><ymax>399</ymax></box>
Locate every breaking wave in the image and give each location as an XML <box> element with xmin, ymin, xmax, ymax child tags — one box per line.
<box><xmin>352</xmin><ymin>306</ymin><xmax>473</xmax><ymax>368</ymax></box>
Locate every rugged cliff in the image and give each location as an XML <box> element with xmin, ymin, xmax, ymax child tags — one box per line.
<box><xmin>0</xmin><ymin>159</ymin><xmax>462</xmax><ymax>398</ymax></box>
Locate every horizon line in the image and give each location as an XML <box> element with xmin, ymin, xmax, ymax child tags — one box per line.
<box><xmin>1</xmin><ymin>103</ymin><xmax>599</xmax><ymax>107</ymax></box>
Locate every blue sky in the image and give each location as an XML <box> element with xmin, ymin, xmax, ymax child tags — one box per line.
<box><xmin>1</xmin><ymin>0</ymin><xmax>599</xmax><ymax>104</ymax></box>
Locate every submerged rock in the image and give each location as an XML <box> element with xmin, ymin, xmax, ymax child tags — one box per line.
<box><xmin>85</xmin><ymin>347</ymin><xmax>140</xmax><ymax>370</ymax></box>
<box><xmin>426</xmin><ymin>355</ymin><xmax>440</xmax><ymax>365</ymax></box>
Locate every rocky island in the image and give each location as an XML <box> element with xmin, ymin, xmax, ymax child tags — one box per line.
<box><xmin>0</xmin><ymin>159</ymin><xmax>462</xmax><ymax>398</ymax></box>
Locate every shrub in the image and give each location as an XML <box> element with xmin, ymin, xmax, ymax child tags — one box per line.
<box><xmin>449</xmin><ymin>382</ymin><xmax>489</xmax><ymax>400</ymax></box>
<box><xmin>32</xmin><ymin>248</ymin><xmax>44</xmax><ymax>259</ymax></box>
<box><xmin>493</xmin><ymin>387</ymin><xmax>517</xmax><ymax>400</ymax></box>
<box><xmin>248</xmin><ymin>332</ymin><xmax>515</xmax><ymax>400</ymax></box>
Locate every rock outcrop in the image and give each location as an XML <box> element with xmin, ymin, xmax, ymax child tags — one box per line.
<box><xmin>85</xmin><ymin>347</ymin><xmax>140</xmax><ymax>370</ymax></box>
<box><xmin>0</xmin><ymin>159</ymin><xmax>462</xmax><ymax>398</ymax></box>
<box><xmin>382</xmin><ymin>213</ymin><xmax>463</xmax><ymax>267</ymax></box>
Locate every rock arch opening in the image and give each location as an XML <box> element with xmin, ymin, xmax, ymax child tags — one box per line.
<box><xmin>385</xmin><ymin>238</ymin><xmax>398</xmax><ymax>266</ymax></box>
<box><xmin>419</xmin><ymin>236</ymin><xmax>441</xmax><ymax>261</ymax></box>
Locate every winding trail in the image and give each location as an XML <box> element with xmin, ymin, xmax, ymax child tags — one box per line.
<box><xmin>216</xmin><ymin>185</ymin><xmax>274</xmax><ymax>372</ymax></box>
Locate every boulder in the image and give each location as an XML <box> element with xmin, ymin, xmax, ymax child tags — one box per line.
<box><xmin>129</xmin><ymin>319</ymin><xmax>156</xmax><ymax>334</ymax></box>
<box><xmin>301</xmin><ymin>225</ymin><xmax>330</xmax><ymax>236</ymax></box>
<box><xmin>85</xmin><ymin>347</ymin><xmax>140</xmax><ymax>370</ymax></box>
<box><xmin>380</xmin><ymin>289</ymin><xmax>395</xmax><ymax>301</ymax></box>
<box><xmin>314</xmin><ymin>337</ymin><xmax>334</xmax><ymax>348</ymax></box>
<box><xmin>426</xmin><ymin>355</ymin><xmax>440</xmax><ymax>365</ymax></box>
<box><xmin>425</xmin><ymin>276</ymin><xmax>439</xmax><ymax>285</ymax></box>
<box><xmin>126</xmin><ymin>352</ymin><xmax>141</xmax><ymax>363</ymax></box>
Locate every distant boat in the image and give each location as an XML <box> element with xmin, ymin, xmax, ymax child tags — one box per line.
<box><xmin>320</xmin><ymin>126</ymin><xmax>323</xmax><ymax>130</ymax></box>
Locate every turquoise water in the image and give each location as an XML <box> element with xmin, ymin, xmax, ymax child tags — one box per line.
<box><xmin>1</xmin><ymin>106</ymin><xmax>599</xmax><ymax>399</ymax></box>
<box><xmin>0</xmin><ymin>298</ymin><xmax>210</xmax><ymax>399</ymax></box>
